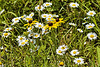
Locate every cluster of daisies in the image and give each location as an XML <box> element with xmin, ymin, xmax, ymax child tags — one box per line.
<box><xmin>56</xmin><ymin>44</ymin><xmax>84</xmax><ymax>66</ymax></box>
<box><xmin>69</xmin><ymin>2</ymin><xmax>97</xmax><ymax>40</ymax></box>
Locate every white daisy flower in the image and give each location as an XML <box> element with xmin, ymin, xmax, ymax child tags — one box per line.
<box><xmin>85</xmin><ymin>23</ymin><xmax>95</xmax><ymax>29</ymax></box>
<box><xmin>87</xmin><ymin>11</ymin><xmax>96</xmax><ymax>16</ymax></box>
<box><xmin>33</xmin><ymin>33</ymin><xmax>40</xmax><ymax>38</ymax></box>
<box><xmin>46</xmin><ymin>17</ymin><xmax>52</xmax><ymax>21</ymax></box>
<box><xmin>42</xmin><ymin>28</ymin><xmax>49</xmax><ymax>35</ymax></box>
<box><xmin>58</xmin><ymin>44</ymin><xmax>68</xmax><ymax>52</ymax></box>
<box><xmin>11</xmin><ymin>22</ymin><xmax>18</xmax><ymax>25</ymax></box>
<box><xmin>35</xmin><ymin>23</ymin><xmax>44</xmax><ymax>29</ymax></box>
<box><xmin>87</xmin><ymin>32</ymin><xmax>97</xmax><ymax>40</ymax></box>
<box><xmin>35</xmin><ymin>5</ymin><xmax>44</xmax><ymax>11</ymax></box>
<box><xmin>28</xmin><ymin>33</ymin><xmax>34</xmax><ymax>38</ymax></box>
<box><xmin>84</xmin><ymin>42</ymin><xmax>86</xmax><ymax>45</ymax></box>
<box><xmin>43</xmin><ymin>2</ymin><xmax>52</xmax><ymax>7</ymax></box>
<box><xmin>19</xmin><ymin>39</ymin><xmax>28</xmax><ymax>46</ymax></box>
<box><xmin>34</xmin><ymin>45</ymin><xmax>40</xmax><ymax>51</ymax></box>
<box><xmin>69</xmin><ymin>2</ymin><xmax>79</xmax><ymax>8</ymax></box>
<box><xmin>0</xmin><ymin>9</ymin><xmax>5</xmax><ymax>15</ymax></box>
<box><xmin>52</xmin><ymin>14</ymin><xmax>59</xmax><ymax>17</ymax></box>
<box><xmin>82</xmin><ymin>22</ymin><xmax>87</xmax><ymax>25</ymax></box>
<box><xmin>2</xmin><ymin>33</ymin><xmax>10</xmax><ymax>38</ymax></box>
<box><xmin>69</xmin><ymin>23</ymin><xmax>77</xmax><ymax>26</ymax></box>
<box><xmin>0</xmin><ymin>46</ymin><xmax>4</xmax><ymax>50</ymax></box>
<box><xmin>74</xmin><ymin>58</ymin><xmax>84</xmax><ymax>65</ymax></box>
<box><xmin>77</xmin><ymin>29</ymin><xmax>83</xmax><ymax>33</ymax></box>
<box><xmin>27</xmin><ymin>26</ymin><xmax>34</xmax><ymax>32</ymax></box>
<box><xmin>84</xmin><ymin>17</ymin><xmax>90</xmax><ymax>20</ymax></box>
<box><xmin>20</xmin><ymin>15</ymin><xmax>26</xmax><ymax>19</ymax></box>
<box><xmin>59</xmin><ymin>61</ymin><xmax>65</xmax><ymax>67</ymax></box>
<box><xmin>23</xmin><ymin>16</ymin><xmax>32</xmax><ymax>22</ymax></box>
<box><xmin>47</xmin><ymin>14</ymin><xmax>52</xmax><ymax>18</ymax></box>
<box><xmin>30</xmin><ymin>39</ymin><xmax>36</xmax><ymax>44</ymax></box>
<box><xmin>70</xmin><ymin>49</ymin><xmax>79</xmax><ymax>56</ymax></box>
<box><xmin>41</xmin><ymin>14</ymin><xmax>48</xmax><ymax>18</ymax></box>
<box><xmin>29</xmin><ymin>12</ymin><xmax>34</xmax><ymax>17</ymax></box>
<box><xmin>4</xmin><ymin>27</ymin><xmax>12</xmax><ymax>31</ymax></box>
<box><xmin>16</xmin><ymin>36</ymin><xmax>26</xmax><ymax>42</ymax></box>
<box><xmin>12</xmin><ymin>17</ymin><xmax>21</xmax><ymax>23</ymax></box>
<box><xmin>56</xmin><ymin>49</ymin><xmax>65</xmax><ymax>55</ymax></box>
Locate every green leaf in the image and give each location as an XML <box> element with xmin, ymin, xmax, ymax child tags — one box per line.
<box><xmin>97</xmin><ymin>46</ymin><xmax>100</xmax><ymax>66</ymax></box>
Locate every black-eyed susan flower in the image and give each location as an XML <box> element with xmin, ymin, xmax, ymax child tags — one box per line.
<box><xmin>43</xmin><ymin>22</ymin><xmax>58</xmax><ymax>30</ymax></box>
<box><xmin>85</xmin><ymin>23</ymin><xmax>95</xmax><ymax>29</ymax></box>
<box><xmin>87</xmin><ymin>11</ymin><xmax>96</xmax><ymax>16</ymax></box>
<box><xmin>51</xmin><ymin>18</ymin><xmax>65</xmax><ymax>25</ymax></box>
<box><xmin>87</xmin><ymin>32</ymin><xmax>97</xmax><ymax>40</ymax></box>
<box><xmin>24</xmin><ymin>20</ymin><xmax>38</xmax><ymax>28</ymax></box>
<box><xmin>74</xmin><ymin>58</ymin><xmax>84</xmax><ymax>65</ymax></box>
<box><xmin>3</xmin><ymin>33</ymin><xmax>10</xmax><ymax>38</ymax></box>
<box><xmin>70</xmin><ymin>49</ymin><xmax>79</xmax><ymax>56</ymax></box>
<box><xmin>58</xmin><ymin>44</ymin><xmax>68</xmax><ymax>52</ymax></box>
<box><xmin>69</xmin><ymin>2</ymin><xmax>79</xmax><ymax>8</ymax></box>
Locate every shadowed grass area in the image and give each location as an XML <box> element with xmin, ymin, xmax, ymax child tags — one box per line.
<box><xmin>0</xmin><ymin>0</ymin><xmax>100</xmax><ymax>67</ymax></box>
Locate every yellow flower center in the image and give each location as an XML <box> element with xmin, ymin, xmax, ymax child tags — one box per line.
<box><xmin>0</xmin><ymin>62</ymin><xmax>2</xmax><ymax>65</ymax></box>
<box><xmin>48</xmin><ymin>18</ymin><xmax>51</xmax><ymax>20</ymax></box>
<box><xmin>46</xmin><ymin>4</ymin><xmax>50</xmax><ymax>6</ymax></box>
<box><xmin>43</xmin><ymin>15</ymin><xmax>46</xmax><ymax>17</ymax></box>
<box><xmin>49</xmin><ymin>16</ymin><xmax>51</xmax><ymax>17</ymax></box>
<box><xmin>90</xmin><ymin>35</ymin><xmax>94</xmax><ymax>38</ymax></box>
<box><xmin>29</xmin><ymin>28</ymin><xmax>32</xmax><ymax>30</ymax></box>
<box><xmin>59</xmin><ymin>62</ymin><xmax>64</xmax><ymax>66</ymax></box>
<box><xmin>26</xmin><ymin>18</ymin><xmax>32</xmax><ymax>21</ymax></box>
<box><xmin>79</xmin><ymin>29</ymin><xmax>82</xmax><ymax>31</ymax></box>
<box><xmin>84</xmin><ymin>22</ymin><xmax>86</xmax><ymax>23</ymax></box>
<box><xmin>89</xmin><ymin>12</ymin><xmax>93</xmax><ymax>15</ymax></box>
<box><xmin>38</xmin><ymin>7</ymin><xmax>41</xmax><ymax>9</ymax></box>
<box><xmin>77</xmin><ymin>60</ymin><xmax>81</xmax><ymax>63</ymax></box>
<box><xmin>6</xmin><ymin>28</ymin><xmax>9</xmax><ymax>31</ymax></box>
<box><xmin>39</xmin><ymin>25</ymin><xmax>42</xmax><ymax>27</ymax></box>
<box><xmin>58</xmin><ymin>50</ymin><xmax>62</xmax><ymax>53</ymax></box>
<box><xmin>19</xmin><ymin>37</ymin><xmax>23</xmax><ymax>40</ymax></box>
<box><xmin>21</xmin><ymin>16</ymin><xmax>24</xmax><ymax>18</ymax></box>
<box><xmin>15</xmin><ymin>18</ymin><xmax>19</xmax><ymax>21</ymax></box>
<box><xmin>25</xmin><ymin>40</ymin><xmax>28</xmax><ymax>42</ymax></box>
<box><xmin>88</xmin><ymin>26</ymin><xmax>93</xmax><ymax>28</ymax></box>
<box><xmin>61</xmin><ymin>47</ymin><xmax>65</xmax><ymax>49</ymax></box>
<box><xmin>4</xmin><ymin>33</ymin><xmax>8</xmax><ymax>36</ymax></box>
<box><xmin>31</xmin><ymin>14</ymin><xmax>33</xmax><ymax>16</ymax></box>
<box><xmin>72</xmin><ymin>4</ymin><xmax>76</xmax><ymax>6</ymax></box>
<box><xmin>21</xmin><ymin>42</ymin><xmax>25</xmax><ymax>45</ymax></box>
<box><xmin>73</xmin><ymin>51</ymin><xmax>76</xmax><ymax>54</ymax></box>
<box><xmin>35</xmin><ymin>35</ymin><xmax>38</xmax><ymax>37</ymax></box>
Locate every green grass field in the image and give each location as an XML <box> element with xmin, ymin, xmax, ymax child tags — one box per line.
<box><xmin>0</xmin><ymin>0</ymin><xmax>100</xmax><ymax>67</ymax></box>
